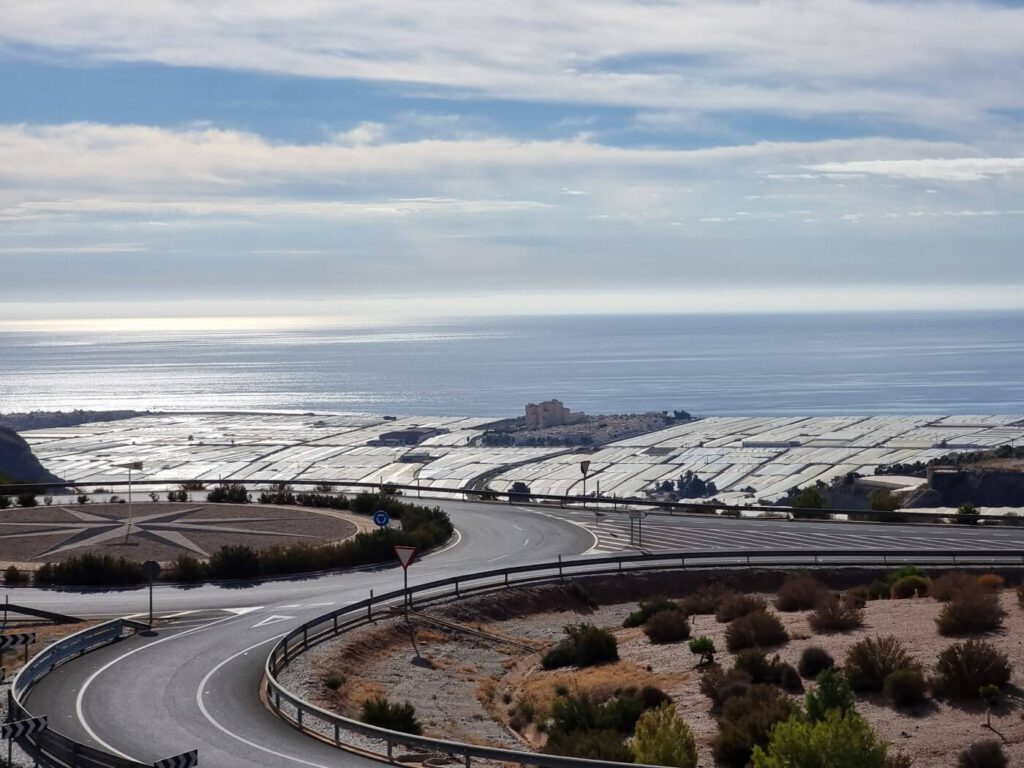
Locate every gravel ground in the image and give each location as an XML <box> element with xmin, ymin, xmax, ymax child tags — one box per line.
<box><xmin>284</xmin><ymin>579</ymin><xmax>1024</xmax><ymax>767</ymax></box>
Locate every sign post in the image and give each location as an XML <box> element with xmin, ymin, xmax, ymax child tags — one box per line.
<box><xmin>580</xmin><ymin>460</ymin><xmax>590</xmax><ymax>499</ymax></box>
<box><xmin>142</xmin><ymin>560</ymin><xmax>161</xmax><ymax>631</ymax></box>
<box><xmin>393</xmin><ymin>546</ymin><xmax>417</xmax><ymax>615</ymax></box>
<box><xmin>2</xmin><ymin>715</ymin><xmax>47</xmax><ymax>767</ymax></box>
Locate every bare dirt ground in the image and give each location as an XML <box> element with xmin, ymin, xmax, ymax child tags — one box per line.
<box><xmin>0</xmin><ymin>502</ymin><xmax>362</xmax><ymax>566</ymax></box>
<box><xmin>290</xmin><ymin>573</ymin><xmax>1024</xmax><ymax>766</ymax></box>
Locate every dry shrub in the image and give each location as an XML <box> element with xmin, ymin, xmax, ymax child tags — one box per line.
<box><xmin>931</xmin><ymin>572</ymin><xmax>978</xmax><ymax>602</ymax></box>
<box><xmin>711</xmin><ymin>685</ymin><xmax>796</xmax><ymax>767</ymax></box>
<box><xmin>699</xmin><ymin>666</ymin><xmax>752</xmax><ymax>708</ymax></box>
<box><xmin>890</xmin><ymin>575</ymin><xmax>930</xmax><ymax>599</ymax></box>
<box><xmin>932</xmin><ymin>640</ymin><xmax>1011</xmax><ymax>700</ymax></box>
<box><xmin>884</xmin><ymin>668</ymin><xmax>928</xmax><ymax>707</ymax></box>
<box><xmin>936</xmin><ymin>587</ymin><xmax>1005</xmax><ymax>636</ymax></box>
<box><xmin>843</xmin><ymin>586</ymin><xmax>868</xmax><ymax>609</ymax></box>
<box><xmin>808</xmin><ymin>593</ymin><xmax>864</xmax><ymax>633</ymax></box>
<box><xmin>958</xmin><ymin>740</ymin><xmax>1008</xmax><ymax>768</ymax></box>
<box><xmin>976</xmin><ymin>573</ymin><xmax>1005</xmax><ymax>591</ymax></box>
<box><xmin>798</xmin><ymin>646</ymin><xmax>835</xmax><ymax>679</ymax></box>
<box><xmin>643</xmin><ymin>610</ymin><xmax>690</xmax><ymax>644</ymax></box>
<box><xmin>679</xmin><ymin>584</ymin><xmax>729</xmax><ymax>615</ymax></box>
<box><xmin>725</xmin><ymin>610</ymin><xmax>788</xmax><ymax>652</ymax></box>
<box><xmin>715</xmin><ymin>593</ymin><xmax>767</xmax><ymax>623</ymax></box>
<box><xmin>623</xmin><ymin>596</ymin><xmax>683</xmax><ymax>628</ymax></box>
<box><xmin>844</xmin><ymin>636</ymin><xmax>916</xmax><ymax>692</ymax></box>
<box><xmin>520</xmin><ymin>661</ymin><xmax>665</xmax><ymax>723</ymax></box>
<box><xmin>775</xmin><ymin>575</ymin><xmax>826</xmax><ymax>612</ymax></box>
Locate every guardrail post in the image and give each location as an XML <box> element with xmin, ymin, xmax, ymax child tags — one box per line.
<box><xmin>558</xmin><ymin>555</ymin><xmax>563</xmax><ymax>580</ymax></box>
<box><xmin>333</xmin><ymin>615</ymin><xmax>338</xmax><ymax>633</ymax></box>
<box><xmin>334</xmin><ymin>723</ymin><xmax>340</xmax><ymax>746</ymax></box>
<box><xmin>387</xmin><ymin>741</ymin><xmax>393</xmax><ymax>761</ymax></box>
<box><xmin>455</xmin><ymin>580</ymin><xmax>460</xmax><ymax>597</ymax></box>
<box><xmin>298</xmin><ymin>708</ymin><xmax>304</xmax><ymax>729</ymax></box>
<box><xmin>369</xmin><ymin>590</ymin><xmax>374</xmax><ymax>621</ymax></box>
<box><xmin>464</xmin><ymin>751</ymin><xmax>471</xmax><ymax>767</ymax></box>
<box><xmin>302</xmin><ymin>626</ymin><xmax>308</xmax><ymax>649</ymax></box>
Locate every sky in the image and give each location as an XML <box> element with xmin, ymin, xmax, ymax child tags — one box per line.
<box><xmin>2</xmin><ymin>1</ymin><xmax>1024</xmax><ymax>322</ymax></box>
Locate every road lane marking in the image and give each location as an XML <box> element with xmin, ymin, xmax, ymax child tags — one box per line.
<box><xmin>75</xmin><ymin>613</ymin><xmax>247</xmax><ymax>761</ymax></box>
<box><xmin>251</xmin><ymin>615</ymin><xmax>296</xmax><ymax>629</ymax></box>
<box><xmin>196</xmin><ymin>635</ymin><xmax>338</xmax><ymax>768</ymax></box>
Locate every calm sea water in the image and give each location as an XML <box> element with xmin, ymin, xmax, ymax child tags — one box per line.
<box><xmin>2</xmin><ymin>312</ymin><xmax>1023</xmax><ymax>417</ymax></box>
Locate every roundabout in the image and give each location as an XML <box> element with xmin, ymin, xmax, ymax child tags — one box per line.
<box><xmin>0</xmin><ymin>503</ymin><xmax>362</xmax><ymax>567</ymax></box>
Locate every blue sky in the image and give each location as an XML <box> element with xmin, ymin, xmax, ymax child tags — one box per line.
<box><xmin>1</xmin><ymin>1</ymin><xmax>1023</xmax><ymax>322</ymax></box>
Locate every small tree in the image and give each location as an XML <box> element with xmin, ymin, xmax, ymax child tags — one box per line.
<box><xmin>956</xmin><ymin>503</ymin><xmax>981</xmax><ymax>525</ymax></box>
<box><xmin>752</xmin><ymin>709</ymin><xmax>887</xmax><ymax>768</ymax></box>
<box><xmin>689</xmin><ymin>636</ymin><xmax>716</xmax><ymax>666</ymax></box>
<box><xmin>632</xmin><ymin>703</ymin><xmax>697</xmax><ymax>768</ymax></box>
<box><xmin>805</xmin><ymin>668</ymin><xmax>855</xmax><ymax>723</ymax></box>
<box><xmin>980</xmin><ymin>684</ymin><xmax>1001</xmax><ymax>729</ymax></box>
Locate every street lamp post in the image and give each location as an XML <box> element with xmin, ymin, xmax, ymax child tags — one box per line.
<box><xmin>115</xmin><ymin>460</ymin><xmax>144</xmax><ymax>544</ymax></box>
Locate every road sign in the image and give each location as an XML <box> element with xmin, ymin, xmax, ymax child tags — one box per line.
<box><xmin>580</xmin><ymin>460</ymin><xmax>590</xmax><ymax>476</ymax></box>
<box><xmin>394</xmin><ymin>546</ymin><xmax>417</xmax><ymax>569</ymax></box>
<box><xmin>373</xmin><ymin>509</ymin><xmax>390</xmax><ymax>528</ymax></box>
<box><xmin>154</xmin><ymin>749</ymin><xmax>198</xmax><ymax>768</ymax></box>
<box><xmin>115</xmin><ymin>460</ymin><xmax>144</xmax><ymax>471</ymax></box>
<box><xmin>0</xmin><ymin>633</ymin><xmax>35</xmax><ymax>650</ymax></box>
<box><xmin>628</xmin><ymin>510</ymin><xmax>647</xmax><ymax>520</ymax></box>
<box><xmin>1</xmin><ymin>715</ymin><xmax>47</xmax><ymax>740</ymax></box>
<box><xmin>142</xmin><ymin>561</ymin><xmax>162</xmax><ymax>581</ymax></box>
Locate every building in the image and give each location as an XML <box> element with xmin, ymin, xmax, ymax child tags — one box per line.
<box><xmin>525</xmin><ymin>399</ymin><xmax>575</xmax><ymax>429</ymax></box>
<box><xmin>369</xmin><ymin>427</ymin><xmax>445</xmax><ymax>446</ymax></box>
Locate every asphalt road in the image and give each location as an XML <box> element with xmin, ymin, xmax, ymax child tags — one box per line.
<box><xmin>10</xmin><ymin>501</ymin><xmax>1024</xmax><ymax>768</ymax></box>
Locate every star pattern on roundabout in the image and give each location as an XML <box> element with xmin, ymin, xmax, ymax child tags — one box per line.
<box><xmin>0</xmin><ymin>506</ymin><xmax>322</xmax><ymax>559</ymax></box>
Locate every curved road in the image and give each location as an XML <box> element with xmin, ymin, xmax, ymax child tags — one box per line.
<box><xmin>8</xmin><ymin>501</ymin><xmax>1024</xmax><ymax>767</ymax></box>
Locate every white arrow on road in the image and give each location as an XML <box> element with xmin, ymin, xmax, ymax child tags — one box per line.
<box><xmin>251</xmin><ymin>615</ymin><xmax>295</xmax><ymax>629</ymax></box>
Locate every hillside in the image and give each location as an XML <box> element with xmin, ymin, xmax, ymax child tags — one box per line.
<box><xmin>0</xmin><ymin>427</ymin><xmax>64</xmax><ymax>485</ymax></box>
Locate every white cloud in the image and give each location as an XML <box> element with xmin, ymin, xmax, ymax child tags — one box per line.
<box><xmin>808</xmin><ymin>157</ymin><xmax>1024</xmax><ymax>181</ymax></box>
<box><xmin>1</xmin><ymin>1</ymin><xmax>1023</xmax><ymax>126</ymax></box>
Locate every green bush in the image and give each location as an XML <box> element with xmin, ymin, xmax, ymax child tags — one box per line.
<box><xmin>16</xmin><ymin>492</ymin><xmax>37</xmax><ymax>508</ymax></box>
<box><xmin>206</xmin><ymin>483</ymin><xmax>249</xmax><ymax>503</ymax></box>
<box><xmin>884</xmin><ymin>668</ymin><xmax>927</xmax><ymax>707</ymax></box>
<box><xmin>798</xmin><ymin>646</ymin><xmax>835</xmax><ymax>679</ymax></box>
<box><xmin>172</xmin><ymin>553</ymin><xmax>206</xmax><ymax>583</ymax></box>
<box><xmin>808</xmin><ymin>593</ymin><xmax>864</xmax><ymax>633</ymax></box>
<box><xmin>805</xmin><ymin>668</ymin><xmax>855</xmax><ymax>723</ymax></box>
<box><xmin>715</xmin><ymin>593</ymin><xmax>768</xmax><ymax>623</ymax></box>
<box><xmin>712</xmin><ymin>685</ymin><xmax>796</xmax><ymax>767</ymax></box>
<box><xmin>359</xmin><ymin>697</ymin><xmax>422</xmax><ymax>735</ymax></box>
<box><xmin>936</xmin><ymin>588</ymin><xmax>1005</xmax><ymax>636</ymax></box>
<box><xmin>958</xmin><ymin>740</ymin><xmax>1008</xmax><ymax>768</ymax></box>
<box><xmin>689</xmin><ymin>636</ymin><xmax>716</xmax><ymax>666</ymax></box>
<box><xmin>643</xmin><ymin>611</ymin><xmax>690</xmax><ymax>644</ymax></box>
<box><xmin>844</xmin><ymin>636</ymin><xmax>915</xmax><ymax>692</ymax></box>
<box><xmin>632</xmin><ymin>703</ymin><xmax>697</xmax><ymax>768</ymax></box>
<box><xmin>34</xmin><ymin>554</ymin><xmax>144</xmax><ymax>586</ymax></box>
<box><xmin>866</xmin><ymin>580</ymin><xmax>891</xmax><ymax>600</ymax></box>
<box><xmin>932</xmin><ymin>640</ymin><xmax>1011</xmax><ymax>699</ymax></box>
<box><xmin>207</xmin><ymin>545</ymin><xmax>261</xmax><ymax>580</ymax></box>
<box><xmin>725</xmin><ymin>610</ymin><xmax>788</xmax><ymax>652</ymax></box>
<box><xmin>887</xmin><ymin>565</ymin><xmax>926</xmax><ymax>584</ymax></box>
<box><xmin>843</xmin><ymin>586</ymin><xmax>869</xmax><ymax>609</ymax></box>
<box><xmin>542</xmin><ymin>623</ymin><xmax>618</xmax><ymax>669</ymax></box>
<box><xmin>0</xmin><ymin>494</ymin><xmax>10</xmax><ymax>509</ymax></box>
<box><xmin>752</xmin><ymin>710</ymin><xmax>887</xmax><ymax>768</ymax></box>
<box><xmin>4</xmin><ymin>565</ymin><xmax>25</xmax><ymax>585</ymax></box>
<box><xmin>547</xmin><ymin>688</ymin><xmax>668</xmax><ymax>740</ymax></box>
<box><xmin>890</xmin><ymin>575</ymin><xmax>930</xmax><ymax>599</ymax></box>
<box><xmin>543</xmin><ymin>729</ymin><xmax>632</xmax><ymax>761</ymax></box>
<box><xmin>775</xmin><ymin>576</ymin><xmax>825</xmax><ymax>612</ymax></box>
<box><xmin>623</xmin><ymin>596</ymin><xmax>682</xmax><ymax>628</ymax></box>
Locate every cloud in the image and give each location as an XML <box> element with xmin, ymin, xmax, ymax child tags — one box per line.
<box><xmin>808</xmin><ymin>157</ymin><xmax>1024</xmax><ymax>181</ymax></box>
<box><xmin>2</xmin><ymin>1</ymin><xmax>1023</xmax><ymax>127</ymax></box>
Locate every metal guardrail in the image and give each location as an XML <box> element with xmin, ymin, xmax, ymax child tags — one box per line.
<box><xmin>1</xmin><ymin>477</ymin><xmax>1017</xmax><ymax>524</ymax></box>
<box><xmin>264</xmin><ymin>546</ymin><xmax>1024</xmax><ymax>767</ymax></box>
<box><xmin>9</xmin><ymin>620</ymin><xmax>149</xmax><ymax>768</ymax></box>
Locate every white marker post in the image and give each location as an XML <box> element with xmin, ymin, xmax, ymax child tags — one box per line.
<box><xmin>394</xmin><ymin>545</ymin><xmax>417</xmax><ymax>616</ymax></box>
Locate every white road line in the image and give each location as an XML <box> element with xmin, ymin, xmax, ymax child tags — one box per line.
<box><xmin>196</xmin><ymin>635</ymin><xmax>338</xmax><ymax>768</ymax></box>
<box><xmin>422</xmin><ymin>527</ymin><xmax>462</xmax><ymax>558</ymax></box>
<box><xmin>75</xmin><ymin>614</ymin><xmax>246</xmax><ymax>761</ymax></box>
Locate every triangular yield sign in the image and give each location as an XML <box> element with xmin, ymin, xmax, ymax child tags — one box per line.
<box><xmin>394</xmin><ymin>545</ymin><xmax>417</xmax><ymax>569</ymax></box>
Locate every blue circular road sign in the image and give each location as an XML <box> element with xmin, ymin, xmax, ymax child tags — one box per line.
<box><xmin>373</xmin><ymin>510</ymin><xmax>390</xmax><ymax>528</ymax></box>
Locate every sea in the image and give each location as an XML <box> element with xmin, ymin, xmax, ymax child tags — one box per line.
<box><xmin>2</xmin><ymin>311</ymin><xmax>1023</xmax><ymax>417</ymax></box>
